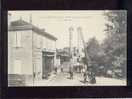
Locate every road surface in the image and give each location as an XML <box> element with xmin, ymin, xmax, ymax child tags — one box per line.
<box><xmin>32</xmin><ymin>71</ymin><xmax>126</xmax><ymax>86</ymax></box>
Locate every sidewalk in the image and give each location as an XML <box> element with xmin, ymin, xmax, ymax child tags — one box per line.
<box><xmin>33</xmin><ymin>72</ymin><xmax>58</xmax><ymax>86</ymax></box>
<box><xmin>25</xmin><ymin>71</ymin><xmax>58</xmax><ymax>86</ymax></box>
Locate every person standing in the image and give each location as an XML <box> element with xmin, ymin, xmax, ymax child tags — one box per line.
<box><xmin>83</xmin><ymin>70</ymin><xmax>87</xmax><ymax>83</ymax></box>
<box><xmin>69</xmin><ymin>66</ymin><xmax>73</xmax><ymax>79</ymax></box>
<box><xmin>90</xmin><ymin>70</ymin><xmax>96</xmax><ymax>84</ymax></box>
<box><xmin>61</xmin><ymin>65</ymin><xmax>63</xmax><ymax>73</ymax></box>
<box><xmin>88</xmin><ymin>68</ymin><xmax>96</xmax><ymax>84</ymax></box>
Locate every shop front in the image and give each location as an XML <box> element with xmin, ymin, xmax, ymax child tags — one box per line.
<box><xmin>42</xmin><ymin>51</ymin><xmax>54</xmax><ymax>79</ymax></box>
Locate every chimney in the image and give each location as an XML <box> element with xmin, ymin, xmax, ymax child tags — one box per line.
<box><xmin>8</xmin><ymin>13</ymin><xmax>12</xmax><ymax>27</ymax></box>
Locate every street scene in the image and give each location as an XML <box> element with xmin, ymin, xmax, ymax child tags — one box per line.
<box><xmin>8</xmin><ymin>11</ymin><xmax>127</xmax><ymax>86</ymax></box>
<box><xmin>32</xmin><ymin>70</ymin><xmax>126</xmax><ymax>86</ymax></box>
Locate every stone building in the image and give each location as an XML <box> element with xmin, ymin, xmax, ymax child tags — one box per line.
<box><xmin>8</xmin><ymin>19</ymin><xmax>57</xmax><ymax>86</ymax></box>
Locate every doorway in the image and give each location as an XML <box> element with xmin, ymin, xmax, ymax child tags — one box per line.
<box><xmin>42</xmin><ymin>51</ymin><xmax>54</xmax><ymax>79</ymax></box>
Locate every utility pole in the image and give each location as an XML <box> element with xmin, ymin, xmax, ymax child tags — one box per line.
<box><xmin>69</xmin><ymin>27</ymin><xmax>73</xmax><ymax>59</ymax></box>
<box><xmin>69</xmin><ymin>27</ymin><xmax>74</xmax><ymax>79</ymax></box>
<box><xmin>77</xmin><ymin>27</ymin><xmax>81</xmax><ymax>59</ymax></box>
<box><xmin>77</xmin><ymin>28</ymin><xmax>79</xmax><ymax>52</ymax></box>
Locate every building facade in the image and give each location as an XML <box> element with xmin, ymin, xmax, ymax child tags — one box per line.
<box><xmin>8</xmin><ymin>19</ymin><xmax>57</xmax><ymax>86</ymax></box>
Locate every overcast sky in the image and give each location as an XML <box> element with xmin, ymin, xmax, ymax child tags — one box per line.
<box><xmin>9</xmin><ymin>11</ymin><xmax>107</xmax><ymax>49</ymax></box>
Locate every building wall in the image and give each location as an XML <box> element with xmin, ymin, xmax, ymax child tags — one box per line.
<box><xmin>32</xmin><ymin>31</ymin><xmax>56</xmax><ymax>79</ymax></box>
<box><xmin>32</xmin><ymin>32</ymin><xmax>43</xmax><ymax>79</ymax></box>
<box><xmin>8</xmin><ymin>27</ymin><xmax>57</xmax><ymax>82</ymax></box>
<box><xmin>8</xmin><ymin>30</ymin><xmax>33</xmax><ymax>75</ymax></box>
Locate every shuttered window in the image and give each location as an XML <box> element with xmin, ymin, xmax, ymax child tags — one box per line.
<box><xmin>14</xmin><ymin>32</ymin><xmax>22</xmax><ymax>47</ymax></box>
<box><xmin>14</xmin><ymin>60</ymin><xmax>22</xmax><ymax>74</ymax></box>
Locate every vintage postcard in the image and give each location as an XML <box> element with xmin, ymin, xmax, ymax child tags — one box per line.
<box><xmin>8</xmin><ymin>10</ymin><xmax>127</xmax><ymax>86</ymax></box>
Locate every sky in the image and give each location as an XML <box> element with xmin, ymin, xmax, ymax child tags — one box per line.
<box><xmin>9</xmin><ymin>11</ymin><xmax>107</xmax><ymax>49</ymax></box>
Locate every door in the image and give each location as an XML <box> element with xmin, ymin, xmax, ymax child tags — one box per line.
<box><xmin>42</xmin><ymin>54</ymin><xmax>48</xmax><ymax>79</ymax></box>
<box><xmin>42</xmin><ymin>52</ymin><xmax>54</xmax><ymax>79</ymax></box>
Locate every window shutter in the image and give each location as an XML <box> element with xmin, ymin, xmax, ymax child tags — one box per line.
<box><xmin>14</xmin><ymin>60</ymin><xmax>22</xmax><ymax>74</ymax></box>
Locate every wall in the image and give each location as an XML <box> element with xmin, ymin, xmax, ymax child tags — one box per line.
<box><xmin>32</xmin><ymin>31</ymin><xmax>56</xmax><ymax>79</ymax></box>
<box><xmin>8</xmin><ymin>30</ymin><xmax>33</xmax><ymax>75</ymax></box>
<box><xmin>32</xmin><ymin>32</ymin><xmax>43</xmax><ymax>79</ymax></box>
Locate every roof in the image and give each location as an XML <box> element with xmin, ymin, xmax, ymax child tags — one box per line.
<box><xmin>9</xmin><ymin>19</ymin><xmax>57</xmax><ymax>41</ymax></box>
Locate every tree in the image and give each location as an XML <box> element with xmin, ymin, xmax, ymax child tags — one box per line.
<box><xmin>86</xmin><ymin>37</ymin><xmax>105</xmax><ymax>75</ymax></box>
<box><xmin>103</xmin><ymin>11</ymin><xmax>127</xmax><ymax>78</ymax></box>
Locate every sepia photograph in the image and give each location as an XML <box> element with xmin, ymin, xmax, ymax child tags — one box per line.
<box><xmin>8</xmin><ymin>10</ymin><xmax>127</xmax><ymax>86</ymax></box>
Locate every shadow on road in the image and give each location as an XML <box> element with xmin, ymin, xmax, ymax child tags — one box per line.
<box><xmin>80</xmin><ymin>80</ymin><xmax>89</xmax><ymax>84</ymax></box>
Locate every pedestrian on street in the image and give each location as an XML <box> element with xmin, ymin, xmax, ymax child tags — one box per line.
<box><xmin>54</xmin><ymin>67</ymin><xmax>57</xmax><ymax>74</ymax></box>
<box><xmin>90</xmin><ymin>71</ymin><xmax>96</xmax><ymax>84</ymax></box>
<box><xmin>83</xmin><ymin>70</ymin><xmax>87</xmax><ymax>83</ymax></box>
<box><xmin>61</xmin><ymin>65</ymin><xmax>63</xmax><ymax>73</ymax></box>
<box><xmin>88</xmin><ymin>68</ymin><xmax>96</xmax><ymax>84</ymax></box>
<box><xmin>69</xmin><ymin>66</ymin><xmax>73</xmax><ymax>79</ymax></box>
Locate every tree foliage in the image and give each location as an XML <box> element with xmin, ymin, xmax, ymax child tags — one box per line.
<box><xmin>86</xmin><ymin>37</ymin><xmax>106</xmax><ymax>75</ymax></box>
<box><xmin>86</xmin><ymin>11</ymin><xmax>127</xmax><ymax>79</ymax></box>
<box><xmin>102</xmin><ymin>11</ymin><xmax>127</xmax><ymax>78</ymax></box>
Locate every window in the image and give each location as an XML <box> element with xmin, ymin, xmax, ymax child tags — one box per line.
<box><xmin>14</xmin><ymin>60</ymin><xmax>22</xmax><ymax>74</ymax></box>
<box><xmin>14</xmin><ymin>32</ymin><xmax>22</xmax><ymax>47</ymax></box>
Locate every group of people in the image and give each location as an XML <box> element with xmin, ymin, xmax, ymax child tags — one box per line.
<box><xmin>83</xmin><ymin>68</ymin><xmax>96</xmax><ymax>84</ymax></box>
<box><xmin>54</xmin><ymin>65</ymin><xmax>96</xmax><ymax>84</ymax></box>
<box><xmin>68</xmin><ymin>66</ymin><xmax>96</xmax><ymax>84</ymax></box>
